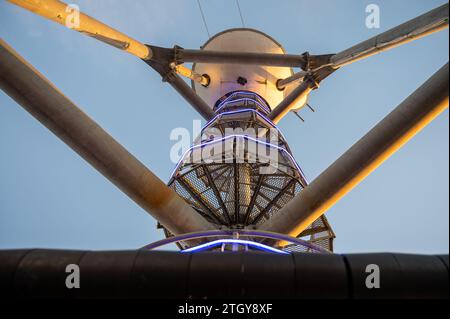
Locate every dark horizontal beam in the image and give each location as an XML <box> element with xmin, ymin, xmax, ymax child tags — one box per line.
<box><xmin>0</xmin><ymin>249</ymin><xmax>447</xmax><ymax>299</ymax></box>
<box><xmin>177</xmin><ymin>48</ymin><xmax>307</xmax><ymax>68</ymax></box>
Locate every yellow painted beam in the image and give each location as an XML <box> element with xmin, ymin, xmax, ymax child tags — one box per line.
<box><xmin>8</xmin><ymin>0</ymin><xmax>151</xmax><ymax>60</ymax></box>
<box><xmin>170</xmin><ymin>63</ymin><xmax>210</xmax><ymax>87</ymax></box>
<box><xmin>0</xmin><ymin>39</ymin><xmax>216</xmax><ymax>235</ymax></box>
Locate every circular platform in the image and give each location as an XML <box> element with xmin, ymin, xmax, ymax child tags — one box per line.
<box><xmin>192</xmin><ymin>28</ymin><xmax>295</xmax><ymax>110</ymax></box>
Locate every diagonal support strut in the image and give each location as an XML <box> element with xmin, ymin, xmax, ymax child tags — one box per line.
<box><xmin>258</xmin><ymin>62</ymin><xmax>449</xmax><ymax>237</ymax></box>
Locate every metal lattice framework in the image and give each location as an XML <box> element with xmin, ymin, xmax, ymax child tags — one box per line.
<box><xmin>164</xmin><ymin>91</ymin><xmax>335</xmax><ymax>250</ymax></box>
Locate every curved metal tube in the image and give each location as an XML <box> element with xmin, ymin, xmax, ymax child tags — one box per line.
<box><xmin>141</xmin><ymin>229</ymin><xmax>330</xmax><ymax>253</ymax></box>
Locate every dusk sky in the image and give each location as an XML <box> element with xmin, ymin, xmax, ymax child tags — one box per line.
<box><xmin>0</xmin><ymin>0</ymin><xmax>448</xmax><ymax>253</ymax></box>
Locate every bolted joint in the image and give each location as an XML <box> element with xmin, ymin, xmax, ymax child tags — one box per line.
<box><xmin>144</xmin><ymin>44</ymin><xmax>174</xmax><ymax>65</ymax></box>
<box><xmin>304</xmin><ymin>73</ymin><xmax>320</xmax><ymax>90</ymax></box>
<box><xmin>173</xmin><ymin>45</ymin><xmax>185</xmax><ymax>65</ymax></box>
<box><xmin>301</xmin><ymin>51</ymin><xmax>311</xmax><ymax>71</ymax></box>
<box><xmin>162</xmin><ymin>69</ymin><xmax>178</xmax><ymax>83</ymax></box>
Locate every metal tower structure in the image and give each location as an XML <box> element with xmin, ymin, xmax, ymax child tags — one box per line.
<box><xmin>0</xmin><ymin>0</ymin><xmax>449</xmax><ymax>299</ymax></box>
<box><xmin>0</xmin><ymin>1</ymin><xmax>448</xmax><ymax>254</ymax></box>
<box><xmin>165</xmin><ymin>89</ymin><xmax>335</xmax><ymax>250</ymax></box>
<box><xmin>160</xmin><ymin>26</ymin><xmax>339</xmax><ymax>251</ymax></box>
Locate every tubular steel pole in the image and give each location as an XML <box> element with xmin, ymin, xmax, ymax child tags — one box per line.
<box><xmin>259</xmin><ymin>63</ymin><xmax>449</xmax><ymax>237</ymax></box>
<box><xmin>178</xmin><ymin>49</ymin><xmax>307</xmax><ymax>68</ymax></box>
<box><xmin>331</xmin><ymin>3</ymin><xmax>449</xmax><ymax>68</ymax></box>
<box><xmin>165</xmin><ymin>72</ymin><xmax>214</xmax><ymax>120</ymax></box>
<box><xmin>268</xmin><ymin>78</ymin><xmax>317</xmax><ymax>123</ymax></box>
<box><xmin>276</xmin><ymin>70</ymin><xmax>308</xmax><ymax>90</ymax></box>
<box><xmin>0</xmin><ymin>39</ymin><xmax>215</xmax><ymax>235</ymax></box>
<box><xmin>8</xmin><ymin>0</ymin><xmax>152</xmax><ymax>60</ymax></box>
<box><xmin>170</xmin><ymin>63</ymin><xmax>210</xmax><ymax>87</ymax></box>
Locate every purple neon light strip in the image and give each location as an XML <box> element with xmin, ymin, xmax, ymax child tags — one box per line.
<box><xmin>171</xmin><ymin>134</ymin><xmax>308</xmax><ymax>183</ymax></box>
<box><xmin>170</xmin><ymin>134</ymin><xmax>309</xmax><ymax>185</ymax></box>
<box><xmin>202</xmin><ymin>109</ymin><xmax>291</xmax><ymax>161</ymax></box>
<box><xmin>181</xmin><ymin>238</ymin><xmax>289</xmax><ymax>254</ymax></box>
<box><xmin>217</xmin><ymin>91</ymin><xmax>270</xmax><ymax>111</ymax></box>
<box><xmin>215</xmin><ymin>97</ymin><xmax>271</xmax><ymax>115</ymax></box>
<box><xmin>203</xmin><ymin>108</ymin><xmax>284</xmax><ymax>138</ymax></box>
<box><xmin>216</xmin><ymin>91</ymin><xmax>271</xmax><ymax>113</ymax></box>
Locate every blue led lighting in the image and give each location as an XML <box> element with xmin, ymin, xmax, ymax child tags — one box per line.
<box><xmin>203</xmin><ymin>108</ymin><xmax>281</xmax><ymax>134</ymax></box>
<box><xmin>216</xmin><ymin>91</ymin><xmax>270</xmax><ymax>112</ymax></box>
<box><xmin>181</xmin><ymin>238</ymin><xmax>289</xmax><ymax>254</ymax></box>
<box><xmin>215</xmin><ymin>97</ymin><xmax>271</xmax><ymax>115</ymax></box>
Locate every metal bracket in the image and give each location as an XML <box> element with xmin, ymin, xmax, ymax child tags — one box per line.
<box><xmin>301</xmin><ymin>51</ymin><xmax>311</xmax><ymax>71</ymax></box>
<box><xmin>143</xmin><ymin>44</ymin><xmax>214</xmax><ymax>119</ymax></box>
<box><xmin>173</xmin><ymin>45</ymin><xmax>184</xmax><ymax>65</ymax></box>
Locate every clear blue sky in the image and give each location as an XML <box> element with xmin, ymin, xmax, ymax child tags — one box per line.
<box><xmin>0</xmin><ymin>0</ymin><xmax>448</xmax><ymax>253</ymax></box>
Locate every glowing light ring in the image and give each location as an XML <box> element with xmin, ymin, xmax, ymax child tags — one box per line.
<box><xmin>215</xmin><ymin>97</ymin><xmax>271</xmax><ymax>115</ymax></box>
<box><xmin>203</xmin><ymin>108</ymin><xmax>284</xmax><ymax>139</ymax></box>
<box><xmin>170</xmin><ymin>134</ymin><xmax>309</xmax><ymax>186</ymax></box>
<box><xmin>216</xmin><ymin>91</ymin><xmax>271</xmax><ymax>113</ymax></box>
<box><xmin>202</xmin><ymin>109</ymin><xmax>290</xmax><ymax>151</ymax></box>
<box><xmin>141</xmin><ymin>229</ymin><xmax>331</xmax><ymax>254</ymax></box>
<box><xmin>181</xmin><ymin>238</ymin><xmax>289</xmax><ymax>254</ymax></box>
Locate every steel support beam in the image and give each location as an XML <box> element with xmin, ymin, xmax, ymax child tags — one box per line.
<box><xmin>165</xmin><ymin>72</ymin><xmax>214</xmax><ymax>120</ymax></box>
<box><xmin>144</xmin><ymin>46</ymin><xmax>215</xmax><ymax>120</ymax></box>
<box><xmin>170</xmin><ymin>63</ymin><xmax>210</xmax><ymax>87</ymax></box>
<box><xmin>276</xmin><ymin>70</ymin><xmax>308</xmax><ymax>90</ymax></box>
<box><xmin>331</xmin><ymin>3</ymin><xmax>449</xmax><ymax>68</ymax></box>
<box><xmin>202</xmin><ymin>165</ymin><xmax>232</xmax><ymax>225</ymax></box>
<box><xmin>252</xmin><ymin>179</ymin><xmax>297</xmax><ymax>225</ymax></box>
<box><xmin>176</xmin><ymin>48</ymin><xmax>307</xmax><ymax>68</ymax></box>
<box><xmin>268</xmin><ymin>78</ymin><xmax>317</xmax><ymax>124</ymax></box>
<box><xmin>0</xmin><ymin>39</ymin><xmax>215</xmax><ymax>235</ymax></box>
<box><xmin>8</xmin><ymin>0</ymin><xmax>152</xmax><ymax>60</ymax></box>
<box><xmin>258</xmin><ymin>62</ymin><xmax>449</xmax><ymax>237</ymax></box>
<box><xmin>8</xmin><ymin>0</ymin><xmax>214</xmax><ymax>118</ymax></box>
